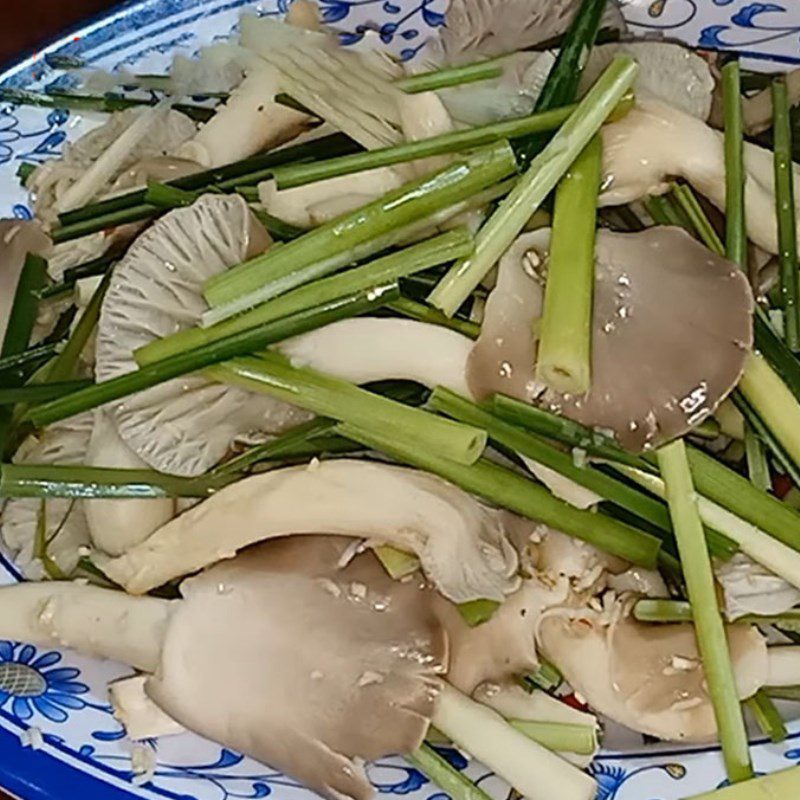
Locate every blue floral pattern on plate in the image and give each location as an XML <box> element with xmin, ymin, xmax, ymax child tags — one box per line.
<box><xmin>1</xmin><ymin>0</ymin><xmax>800</xmax><ymax>798</ymax></box>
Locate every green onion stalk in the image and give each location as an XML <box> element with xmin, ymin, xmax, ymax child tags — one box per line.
<box><xmin>509</xmin><ymin>720</ymin><xmax>598</xmax><ymax>756</ymax></box>
<box><xmin>535</xmin><ymin>135</ymin><xmax>602</xmax><ymax>394</ymax></box>
<box><xmin>746</xmin><ymin>690</ymin><xmax>789</xmax><ymax>743</ymax></box>
<box><xmin>202</xmin><ymin>143</ymin><xmax>518</xmax><ymax>322</ymax></box>
<box><xmin>27</xmin><ymin>285</ymin><xmax>396</xmax><ymax>428</ymax></box>
<box><xmin>135</xmin><ymin>229</ymin><xmax>474</xmax><ymax>364</ymax></box>
<box><xmin>672</xmin><ymin>183</ymin><xmax>724</xmax><ymax>255</ymax></box>
<box><xmin>722</xmin><ymin>61</ymin><xmax>747</xmax><ymax>269</ymax></box>
<box><xmin>206</xmin><ymin>352</ymin><xmax>487</xmax><ymax>467</ymax></box>
<box><xmin>657</xmin><ymin>439</ymin><xmax>753</xmax><ymax>783</ymax></box>
<box><xmin>396</xmin><ymin>59</ymin><xmax>504</xmax><ymax>94</ymax></box>
<box><xmin>771</xmin><ymin>75</ymin><xmax>800</xmax><ymax>351</ymax></box>
<box><xmin>336</xmin><ymin>423</ymin><xmax>662</xmax><ymax>568</ymax></box>
<box><xmin>428</xmin><ymin>56</ymin><xmax>638</xmax><ymax>317</ymax></box>
<box><xmin>386</xmin><ymin>296</ymin><xmax>481</xmax><ymax>339</ymax></box>
<box><xmin>406</xmin><ymin>743</ymin><xmax>493</xmax><ymax>800</ymax></box>
<box><xmin>633</xmin><ymin>599</ymin><xmax>800</xmax><ymax>627</ymax></box>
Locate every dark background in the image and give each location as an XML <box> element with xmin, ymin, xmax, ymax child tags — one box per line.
<box><xmin>0</xmin><ymin>0</ymin><xmax>117</xmax><ymax>66</ymax></box>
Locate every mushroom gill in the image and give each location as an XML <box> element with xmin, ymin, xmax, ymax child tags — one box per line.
<box><xmin>469</xmin><ymin>226</ymin><xmax>753</xmax><ymax>452</ymax></box>
<box><xmin>95</xmin><ymin>194</ymin><xmax>310</xmax><ymax>477</ymax></box>
<box><xmin>538</xmin><ymin>597</ymin><xmax>768</xmax><ymax>743</ymax></box>
<box><xmin>146</xmin><ymin>536</ymin><xmax>447</xmax><ymax>800</ymax></box>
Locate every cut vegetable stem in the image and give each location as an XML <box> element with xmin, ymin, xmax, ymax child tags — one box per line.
<box><xmin>722</xmin><ymin>61</ymin><xmax>747</xmax><ymax>268</ymax></box>
<box><xmin>386</xmin><ymin>296</ymin><xmax>481</xmax><ymax>339</ymax></box>
<box><xmin>745</xmin><ymin>690</ymin><xmax>788</xmax><ymax>743</ymax></box>
<box><xmin>633</xmin><ymin>599</ymin><xmax>800</xmax><ymax>626</ymax></box>
<box><xmin>536</xmin><ymin>135</ymin><xmax>602</xmax><ymax>394</ymax></box>
<box><xmin>2</xmin><ymin>254</ymin><xmax>47</xmax><ymax>359</ymax></box>
<box><xmin>406</xmin><ymin>743</ymin><xmax>493</xmax><ymax>800</ymax></box>
<box><xmin>509</xmin><ymin>720</ymin><xmax>598</xmax><ymax>756</ymax></box>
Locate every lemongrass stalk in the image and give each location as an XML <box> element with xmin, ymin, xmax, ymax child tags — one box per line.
<box><xmin>616</xmin><ymin>464</ymin><xmax>800</xmax><ymax>591</ymax></box>
<box><xmin>633</xmin><ymin>599</ymin><xmax>800</xmax><ymax>626</ymax></box>
<box><xmin>207</xmin><ymin>352</ymin><xmax>486</xmax><ymax>466</ymax></box>
<box><xmin>336</xmin><ymin>423</ymin><xmax>662</xmax><ymax>568</ymax></box>
<box><xmin>722</xmin><ymin>61</ymin><xmax>747</xmax><ymax>268</ymax></box>
<box><xmin>432</xmin><ymin>683</ymin><xmax>597</xmax><ymax>800</ymax></box>
<box><xmin>687</xmin><ymin>767</ymin><xmax>800</xmax><ymax>799</ymax></box>
<box><xmin>2</xmin><ymin>254</ymin><xmax>47</xmax><ymax>358</ymax></box>
<box><xmin>428</xmin><ymin>387</ymin><xmax>672</xmax><ymax>531</ymax></box>
<box><xmin>273</xmin><ymin>105</ymin><xmax>578</xmax><ymax>190</ymax></box>
<box><xmin>203</xmin><ymin>143</ymin><xmax>517</xmax><ymax>318</ymax></box>
<box><xmin>406</xmin><ymin>743</ymin><xmax>494</xmax><ymax>800</ymax></box>
<box><xmin>772</xmin><ymin>75</ymin><xmax>800</xmax><ymax>350</ymax></box>
<box><xmin>509</xmin><ymin>720</ymin><xmax>598</xmax><ymax>756</ymax></box>
<box><xmin>745</xmin><ymin>690</ymin><xmax>788</xmax><ymax>743</ymax></box>
<box><xmin>28</xmin><ymin>286</ymin><xmax>394</xmax><ymax>428</ymax></box>
<box><xmin>739</xmin><ymin>352</ymin><xmax>800</xmax><ymax>478</ymax></box>
<box><xmin>535</xmin><ymin>135</ymin><xmax>601</xmax><ymax>394</ymax></box>
<box><xmin>657</xmin><ymin>439</ymin><xmax>752</xmax><ymax>783</ymax></box>
<box><xmin>387</xmin><ymin>296</ymin><xmax>481</xmax><ymax>339</ymax></box>
<box><xmin>397</xmin><ymin>59</ymin><xmax>504</xmax><ymax>94</ymax></box>
<box><xmin>136</xmin><ymin>229</ymin><xmax>473</xmax><ymax>364</ymax></box>
<box><xmin>457</xmin><ymin>599</ymin><xmax>500</xmax><ymax>627</ymax></box>
<box><xmin>428</xmin><ymin>56</ymin><xmax>638</xmax><ymax>317</ymax></box>
<box><xmin>491</xmin><ymin>393</ymin><xmax>648</xmax><ymax>469</ymax></box>
<box><xmin>683</xmin><ymin>443</ymin><xmax>800</xmax><ymax>552</ymax></box>
<box><xmin>672</xmin><ymin>183</ymin><xmax>725</xmax><ymax>256</ymax></box>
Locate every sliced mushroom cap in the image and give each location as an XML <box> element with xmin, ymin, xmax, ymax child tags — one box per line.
<box><xmin>94</xmin><ymin>459</ymin><xmax>520</xmax><ymax>603</ymax></box>
<box><xmin>538</xmin><ymin>599</ymin><xmax>768</xmax><ymax>742</ymax></box>
<box><xmin>716</xmin><ymin>554</ymin><xmax>800</xmax><ymax>621</ymax></box>
<box><xmin>469</xmin><ymin>227</ymin><xmax>753</xmax><ymax>451</ymax></box>
<box><xmin>1</xmin><ymin>415</ymin><xmax>93</xmax><ymax>579</ymax></box>
<box><xmin>0</xmin><ymin>219</ymin><xmax>52</xmax><ymax>343</ymax></box>
<box><xmin>433</xmin><ymin>0</ymin><xmax>626</xmax><ymax>63</ymax></box>
<box><xmin>146</xmin><ymin>536</ymin><xmax>446</xmax><ymax>800</ymax></box>
<box><xmin>95</xmin><ymin>194</ymin><xmax>310</xmax><ymax>476</ymax></box>
<box><xmin>599</xmin><ymin>99</ymin><xmax>800</xmax><ymax>255</ymax></box>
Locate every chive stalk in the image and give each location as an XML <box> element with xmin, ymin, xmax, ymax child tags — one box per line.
<box><xmin>202</xmin><ymin>143</ymin><xmax>518</xmax><ymax>320</ymax></box>
<box><xmin>406</xmin><ymin>743</ymin><xmax>494</xmax><ymax>800</ymax></box>
<box><xmin>336</xmin><ymin>423</ymin><xmax>661</xmax><ymax>568</ymax></box>
<box><xmin>2</xmin><ymin>255</ymin><xmax>48</xmax><ymax>358</ymax></box>
<box><xmin>397</xmin><ymin>59</ymin><xmax>504</xmax><ymax>94</ymax></box>
<box><xmin>272</xmin><ymin>105</ymin><xmax>579</xmax><ymax>190</ymax></box>
<box><xmin>428</xmin><ymin>387</ymin><xmax>672</xmax><ymax>531</ymax></box>
<box><xmin>509</xmin><ymin>720</ymin><xmax>598</xmax><ymax>756</ymax></box>
<box><xmin>771</xmin><ymin>75</ymin><xmax>800</xmax><ymax>350</ymax></box>
<box><xmin>0</xmin><ymin>343</ymin><xmax>59</xmax><ymax>381</ymax></box>
<box><xmin>672</xmin><ymin>183</ymin><xmax>725</xmax><ymax>255</ymax></box>
<box><xmin>428</xmin><ymin>56</ymin><xmax>638</xmax><ymax>317</ymax></box>
<box><xmin>746</xmin><ymin>690</ymin><xmax>788</xmax><ymax>743</ymax></box>
<box><xmin>386</xmin><ymin>296</ymin><xmax>481</xmax><ymax>339</ymax></box>
<box><xmin>744</xmin><ymin>426</ymin><xmax>772</xmax><ymax>492</ymax></box>
<box><xmin>535</xmin><ymin>135</ymin><xmax>601</xmax><ymax>394</ymax></box>
<box><xmin>28</xmin><ymin>286</ymin><xmax>394</xmax><ymax>428</ymax></box>
<box><xmin>657</xmin><ymin>439</ymin><xmax>752</xmax><ymax>783</ymax></box>
<box><xmin>633</xmin><ymin>599</ymin><xmax>800</xmax><ymax>626</ymax></box>
<box><xmin>645</xmin><ymin>194</ymin><xmax>690</xmax><ymax>229</ymax></box>
<box><xmin>207</xmin><ymin>353</ymin><xmax>487</xmax><ymax>467</ymax></box>
<box><xmin>135</xmin><ymin>229</ymin><xmax>474</xmax><ymax>364</ymax></box>
<box><xmin>0</xmin><ymin>381</ymin><xmax>93</xmax><ymax>406</ymax></box>
<box><xmin>722</xmin><ymin>61</ymin><xmax>747</xmax><ymax>268</ymax></box>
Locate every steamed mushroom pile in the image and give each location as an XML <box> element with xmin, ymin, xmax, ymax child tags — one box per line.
<box><xmin>4</xmin><ymin>1</ymin><xmax>800</xmax><ymax>799</ymax></box>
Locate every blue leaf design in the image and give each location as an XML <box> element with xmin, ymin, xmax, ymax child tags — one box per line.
<box><xmin>401</xmin><ymin>29</ymin><xmax>419</xmax><ymax>40</ymax></box>
<box><xmin>338</xmin><ymin>31</ymin><xmax>365</xmax><ymax>46</ymax></box>
<box><xmin>321</xmin><ymin>1</ymin><xmax>351</xmax><ymax>23</ymax></box>
<box><xmin>12</xmin><ymin>205</ymin><xmax>31</xmax><ymax>221</ymax></box>
<box><xmin>380</xmin><ymin>21</ymin><xmax>398</xmax><ymax>35</ymax></box>
<box><xmin>251</xmin><ymin>783</ymin><xmax>272</xmax><ymax>798</ymax></box>
<box><xmin>421</xmin><ymin>6</ymin><xmax>446</xmax><ymax>27</ymax></box>
<box><xmin>713</xmin><ymin>0</ymin><xmax>735</xmax><ymax>4</ymax></box>
<box><xmin>699</xmin><ymin>25</ymin><xmax>729</xmax><ymax>47</ymax></box>
<box><xmin>383</xmin><ymin>2</ymin><xmax>401</xmax><ymax>12</ymax></box>
<box><xmin>46</xmin><ymin>109</ymin><xmax>69</xmax><ymax>126</ymax></box>
<box><xmin>78</xmin><ymin>745</ymin><xmax>96</xmax><ymax>758</ymax></box>
<box><xmin>430</xmin><ymin>746</ymin><xmax>468</xmax><ymax>771</ymax></box>
<box><xmin>732</xmin><ymin>3</ymin><xmax>786</xmax><ymax>27</ymax></box>
<box><xmin>92</xmin><ymin>728</ymin><xmax>127</xmax><ymax>742</ymax></box>
<box><xmin>785</xmin><ymin>747</ymin><xmax>800</xmax><ymax>760</ymax></box>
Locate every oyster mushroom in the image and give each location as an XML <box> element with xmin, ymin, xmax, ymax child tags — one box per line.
<box><xmin>94</xmin><ymin>194</ymin><xmax>309</xmax><ymax>477</ymax></box>
<box><xmin>83</xmin><ymin>410</ymin><xmax>176</xmax><ymax>557</ymax></box>
<box><xmin>93</xmin><ymin>459</ymin><xmax>519</xmax><ymax>603</ymax></box>
<box><xmin>538</xmin><ymin>597</ymin><xmax>768</xmax><ymax>742</ymax></box>
<box><xmin>1</xmin><ymin>415</ymin><xmax>93</xmax><ymax>579</ymax></box>
<box><xmin>469</xmin><ymin>226</ymin><xmax>753</xmax><ymax>452</ymax></box>
<box><xmin>599</xmin><ymin>99</ymin><xmax>800</xmax><ymax>255</ymax></box>
<box><xmin>109</xmin><ymin>675</ymin><xmax>186</xmax><ymax>740</ymax></box>
<box><xmin>716</xmin><ymin>554</ymin><xmax>800</xmax><ymax>621</ymax></box>
<box><xmin>0</xmin><ymin>219</ymin><xmax>52</xmax><ymax>343</ymax></box>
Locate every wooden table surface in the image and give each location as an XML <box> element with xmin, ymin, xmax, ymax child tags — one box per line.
<box><xmin>0</xmin><ymin>0</ymin><xmax>117</xmax><ymax>66</ymax></box>
<box><xmin>1</xmin><ymin>2</ymin><xmax>118</xmax><ymax>798</ymax></box>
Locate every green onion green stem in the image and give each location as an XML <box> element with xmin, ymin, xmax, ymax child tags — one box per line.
<box><xmin>397</xmin><ymin>59</ymin><xmax>505</xmax><ymax>94</ymax></box>
<box><xmin>202</xmin><ymin>143</ymin><xmax>518</xmax><ymax>320</ymax></box>
<box><xmin>336</xmin><ymin>422</ymin><xmax>662</xmax><ymax>568</ymax></box>
<box><xmin>136</xmin><ymin>229</ymin><xmax>474</xmax><ymax>364</ymax></box>
<box><xmin>509</xmin><ymin>720</ymin><xmax>598</xmax><ymax>756</ymax></box>
<box><xmin>2</xmin><ymin>254</ymin><xmax>48</xmax><ymax>359</ymax></box>
<box><xmin>657</xmin><ymin>439</ymin><xmax>753</xmax><ymax>784</ymax></box>
<box><xmin>745</xmin><ymin>690</ymin><xmax>788</xmax><ymax>744</ymax></box>
<box><xmin>672</xmin><ymin>183</ymin><xmax>725</xmax><ymax>255</ymax></box>
<box><xmin>771</xmin><ymin>75</ymin><xmax>800</xmax><ymax>351</ymax></box>
<box><xmin>28</xmin><ymin>286</ymin><xmax>394</xmax><ymax>428</ymax></box>
<box><xmin>535</xmin><ymin>134</ymin><xmax>601</xmax><ymax>394</ymax></box>
<box><xmin>207</xmin><ymin>352</ymin><xmax>487</xmax><ymax>467</ymax></box>
<box><xmin>633</xmin><ymin>599</ymin><xmax>800</xmax><ymax>626</ymax></box>
<box><xmin>0</xmin><ymin>380</ymin><xmax>93</xmax><ymax>406</ymax></box>
<box><xmin>722</xmin><ymin>61</ymin><xmax>747</xmax><ymax>268</ymax></box>
<box><xmin>407</xmin><ymin>744</ymin><xmax>494</xmax><ymax>800</ymax></box>
<box><xmin>428</xmin><ymin>56</ymin><xmax>638</xmax><ymax>317</ymax></box>
<box><xmin>386</xmin><ymin>296</ymin><xmax>481</xmax><ymax>339</ymax></box>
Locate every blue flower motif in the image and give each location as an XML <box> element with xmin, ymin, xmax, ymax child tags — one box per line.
<box><xmin>699</xmin><ymin>24</ymin><xmax>729</xmax><ymax>47</ymax></box>
<box><xmin>732</xmin><ymin>3</ymin><xmax>786</xmax><ymax>28</ymax></box>
<box><xmin>383</xmin><ymin>2</ymin><xmax>402</xmax><ymax>13</ymax></box>
<box><xmin>421</xmin><ymin>4</ymin><xmax>446</xmax><ymax>28</ymax></box>
<box><xmin>320</xmin><ymin>0</ymin><xmax>352</xmax><ymax>24</ymax></box>
<box><xmin>0</xmin><ymin>640</ymin><xmax>89</xmax><ymax>724</ymax></box>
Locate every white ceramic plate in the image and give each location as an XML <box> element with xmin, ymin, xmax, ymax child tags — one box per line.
<box><xmin>2</xmin><ymin>2</ymin><xmax>800</xmax><ymax>798</ymax></box>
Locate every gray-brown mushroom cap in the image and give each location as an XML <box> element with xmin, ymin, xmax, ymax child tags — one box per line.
<box><xmin>469</xmin><ymin>227</ymin><xmax>754</xmax><ymax>452</ymax></box>
<box><xmin>146</xmin><ymin>536</ymin><xmax>447</xmax><ymax>800</ymax></box>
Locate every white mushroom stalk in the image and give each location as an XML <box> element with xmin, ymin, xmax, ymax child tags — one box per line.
<box><xmin>277</xmin><ymin>318</ymin><xmax>474</xmax><ymax>397</ymax></box>
<box><xmin>432</xmin><ymin>683</ymin><xmax>597</xmax><ymax>800</ymax></box>
<box><xmin>178</xmin><ymin>61</ymin><xmax>314</xmax><ymax>168</ymax></box>
<box><xmin>766</xmin><ymin>647</ymin><xmax>800</xmax><ymax>688</ymax></box>
<box><xmin>0</xmin><ymin>582</ymin><xmax>171</xmax><ymax>671</ymax></box>
<box><xmin>109</xmin><ymin>676</ymin><xmax>186</xmax><ymax>740</ymax></box>
<box><xmin>94</xmin><ymin>459</ymin><xmax>519</xmax><ymax>603</ymax></box>
<box><xmin>599</xmin><ymin>99</ymin><xmax>800</xmax><ymax>255</ymax></box>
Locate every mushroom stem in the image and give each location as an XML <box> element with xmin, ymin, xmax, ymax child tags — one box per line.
<box><xmin>766</xmin><ymin>647</ymin><xmax>800</xmax><ymax>688</ymax></box>
<box><xmin>0</xmin><ymin>582</ymin><xmax>172</xmax><ymax>671</ymax></box>
<box><xmin>432</xmin><ymin>683</ymin><xmax>597</xmax><ymax>800</ymax></box>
